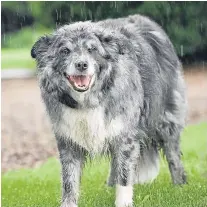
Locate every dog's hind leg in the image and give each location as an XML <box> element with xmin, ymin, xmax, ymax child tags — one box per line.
<box><xmin>158</xmin><ymin>121</ymin><xmax>187</xmax><ymax>185</ymax></box>
<box><xmin>135</xmin><ymin>144</ymin><xmax>160</xmax><ymax>184</ymax></box>
<box><xmin>107</xmin><ymin>155</ymin><xmax>117</xmax><ymax>187</ymax></box>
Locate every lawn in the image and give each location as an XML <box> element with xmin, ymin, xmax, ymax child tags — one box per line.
<box><xmin>2</xmin><ymin>123</ymin><xmax>207</xmax><ymax>207</ymax></box>
<box><xmin>1</xmin><ymin>26</ymin><xmax>51</xmax><ymax>70</ymax></box>
<box><xmin>1</xmin><ymin>48</ymin><xmax>36</xmax><ymax>69</ymax></box>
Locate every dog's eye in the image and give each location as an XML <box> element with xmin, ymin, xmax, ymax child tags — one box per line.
<box><xmin>88</xmin><ymin>46</ymin><xmax>97</xmax><ymax>53</ymax></box>
<box><xmin>105</xmin><ymin>54</ymin><xmax>111</xmax><ymax>60</ymax></box>
<box><xmin>104</xmin><ymin>37</ymin><xmax>112</xmax><ymax>43</ymax></box>
<box><xmin>60</xmin><ymin>48</ymin><xmax>71</xmax><ymax>55</ymax></box>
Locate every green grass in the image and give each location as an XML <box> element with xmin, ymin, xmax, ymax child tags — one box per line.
<box><xmin>1</xmin><ymin>48</ymin><xmax>36</xmax><ymax>69</ymax></box>
<box><xmin>2</xmin><ymin>123</ymin><xmax>207</xmax><ymax>207</ymax></box>
<box><xmin>1</xmin><ymin>26</ymin><xmax>52</xmax><ymax>70</ymax></box>
<box><xmin>2</xmin><ymin>26</ymin><xmax>51</xmax><ymax>49</ymax></box>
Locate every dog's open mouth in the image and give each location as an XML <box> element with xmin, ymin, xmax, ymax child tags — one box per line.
<box><xmin>66</xmin><ymin>75</ymin><xmax>94</xmax><ymax>92</ymax></box>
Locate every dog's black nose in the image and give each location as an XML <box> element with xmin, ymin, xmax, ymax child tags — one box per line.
<box><xmin>75</xmin><ymin>61</ymin><xmax>88</xmax><ymax>71</ymax></box>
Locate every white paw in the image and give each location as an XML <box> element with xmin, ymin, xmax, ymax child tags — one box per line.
<box><xmin>61</xmin><ymin>202</ymin><xmax>77</xmax><ymax>207</ymax></box>
<box><xmin>115</xmin><ymin>185</ymin><xmax>133</xmax><ymax>207</ymax></box>
<box><xmin>115</xmin><ymin>202</ymin><xmax>133</xmax><ymax>207</ymax></box>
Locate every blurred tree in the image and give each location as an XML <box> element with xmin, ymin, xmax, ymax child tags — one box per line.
<box><xmin>1</xmin><ymin>1</ymin><xmax>207</xmax><ymax>62</ymax></box>
<box><xmin>1</xmin><ymin>1</ymin><xmax>34</xmax><ymax>34</ymax></box>
<box><xmin>134</xmin><ymin>2</ymin><xmax>207</xmax><ymax>61</ymax></box>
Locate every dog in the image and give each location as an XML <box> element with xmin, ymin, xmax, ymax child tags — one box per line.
<box><xmin>31</xmin><ymin>14</ymin><xmax>187</xmax><ymax>207</ymax></box>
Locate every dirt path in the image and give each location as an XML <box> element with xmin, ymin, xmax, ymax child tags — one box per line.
<box><xmin>1</xmin><ymin>68</ymin><xmax>207</xmax><ymax>172</ymax></box>
<box><xmin>184</xmin><ymin>67</ymin><xmax>207</xmax><ymax>123</ymax></box>
<box><xmin>2</xmin><ymin>79</ymin><xmax>57</xmax><ymax>172</ymax></box>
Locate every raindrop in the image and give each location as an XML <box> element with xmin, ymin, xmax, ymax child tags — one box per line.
<box><xmin>116</xmin><ymin>3</ymin><xmax>120</xmax><ymax>12</ymax></box>
<box><xmin>3</xmin><ymin>34</ymin><xmax>6</xmax><ymax>43</ymax></box>
<box><xmin>184</xmin><ymin>2</ymin><xmax>187</xmax><ymax>7</ymax></box>
<box><xmin>180</xmin><ymin>45</ymin><xmax>184</xmax><ymax>57</ymax></box>
<box><xmin>200</xmin><ymin>22</ymin><xmax>203</xmax><ymax>32</ymax></box>
<box><xmin>59</xmin><ymin>10</ymin><xmax>61</xmax><ymax>21</ymax></box>
<box><xmin>88</xmin><ymin>10</ymin><xmax>92</xmax><ymax>20</ymax></box>
<box><xmin>30</xmin><ymin>4</ymin><xmax>33</xmax><ymax>12</ymax></box>
<box><xmin>70</xmin><ymin>6</ymin><xmax>74</xmax><ymax>18</ymax></box>
<box><xmin>9</xmin><ymin>36</ymin><xmax>11</xmax><ymax>47</ymax></box>
<box><xmin>56</xmin><ymin>9</ymin><xmax>58</xmax><ymax>21</ymax></box>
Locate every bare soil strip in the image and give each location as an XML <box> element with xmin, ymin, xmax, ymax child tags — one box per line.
<box><xmin>1</xmin><ymin>68</ymin><xmax>207</xmax><ymax>171</ymax></box>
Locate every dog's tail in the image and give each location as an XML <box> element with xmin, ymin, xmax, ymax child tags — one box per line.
<box><xmin>135</xmin><ymin>143</ymin><xmax>160</xmax><ymax>184</ymax></box>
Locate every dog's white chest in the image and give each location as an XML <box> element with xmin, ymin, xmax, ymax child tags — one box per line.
<box><xmin>55</xmin><ymin>107</ymin><xmax>124</xmax><ymax>152</ymax></box>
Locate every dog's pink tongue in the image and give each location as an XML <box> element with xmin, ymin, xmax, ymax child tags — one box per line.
<box><xmin>70</xmin><ymin>75</ymin><xmax>91</xmax><ymax>87</ymax></box>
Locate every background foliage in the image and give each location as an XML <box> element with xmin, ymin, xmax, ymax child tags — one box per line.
<box><xmin>1</xmin><ymin>1</ymin><xmax>207</xmax><ymax>63</ymax></box>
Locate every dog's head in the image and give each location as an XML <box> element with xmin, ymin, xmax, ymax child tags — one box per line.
<box><xmin>31</xmin><ymin>22</ymin><xmax>135</xmax><ymax>108</ymax></box>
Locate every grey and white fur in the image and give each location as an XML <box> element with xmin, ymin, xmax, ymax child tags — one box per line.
<box><xmin>31</xmin><ymin>14</ymin><xmax>187</xmax><ymax>207</ymax></box>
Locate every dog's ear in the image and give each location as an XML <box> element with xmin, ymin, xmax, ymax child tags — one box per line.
<box><xmin>93</xmin><ymin>31</ymin><xmax>112</xmax><ymax>59</ymax></box>
<box><xmin>94</xmin><ymin>31</ymin><xmax>113</xmax><ymax>46</ymax></box>
<box><xmin>31</xmin><ymin>35</ymin><xmax>51</xmax><ymax>59</ymax></box>
<box><xmin>95</xmin><ymin>30</ymin><xmax>129</xmax><ymax>56</ymax></box>
<box><xmin>96</xmin><ymin>32</ymin><xmax>113</xmax><ymax>44</ymax></box>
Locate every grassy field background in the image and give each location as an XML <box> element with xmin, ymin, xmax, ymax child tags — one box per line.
<box><xmin>1</xmin><ymin>26</ymin><xmax>51</xmax><ymax>70</ymax></box>
<box><xmin>2</xmin><ymin>123</ymin><xmax>207</xmax><ymax>207</ymax></box>
<box><xmin>1</xmin><ymin>49</ymin><xmax>36</xmax><ymax>69</ymax></box>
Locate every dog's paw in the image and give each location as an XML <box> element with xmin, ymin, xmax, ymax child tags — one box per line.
<box><xmin>61</xmin><ymin>202</ymin><xmax>77</xmax><ymax>207</ymax></box>
<box><xmin>115</xmin><ymin>185</ymin><xmax>133</xmax><ymax>207</ymax></box>
<box><xmin>172</xmin><ymin>169</ymin><xmax>187</xmax><ymax>185</ymax></box>
<box><xmin>115</xmin><ymin>201</ymin><xmax>133</xmax><ymax>207</ymax></box>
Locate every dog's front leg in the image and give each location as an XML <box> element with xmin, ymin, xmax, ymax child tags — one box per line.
<box><xmin>111</xmin><ymin>137</ymin><xmax>140</xmax><ymax>207</ymax></box>
<box><xmin>57</xmin><ymin>138</ymin><xmax>85</xmax><ymax>207</ymax></box>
